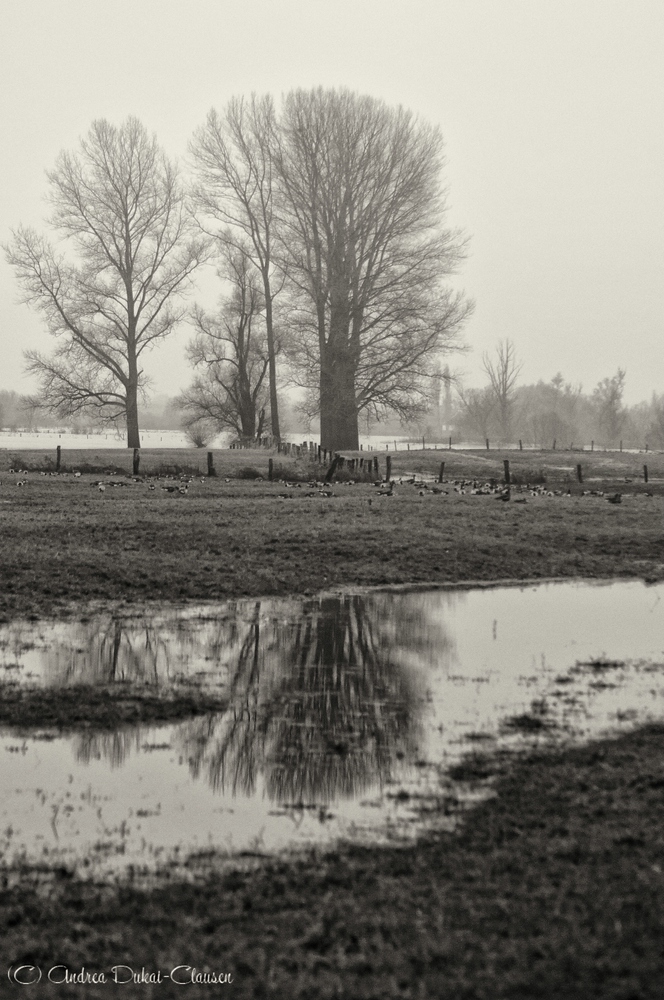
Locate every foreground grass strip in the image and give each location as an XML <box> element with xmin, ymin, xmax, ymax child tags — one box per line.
<box><xmin>3</xmin><ymin>725</ymin><xmax>664</xmax><ymax>998</ymax></box>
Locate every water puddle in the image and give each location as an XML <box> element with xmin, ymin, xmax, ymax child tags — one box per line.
<box><xmin>1</xmin><ymin>580</ymin><xmax>663</xmax><ymax>881</ymax></box>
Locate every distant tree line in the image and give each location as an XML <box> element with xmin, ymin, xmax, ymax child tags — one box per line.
<box><xmin>405</xmin><ymin>340</ymin><xmax>664</xmax><ymax>450</ymax></box>
<box><xmin>0</xmin><ymin>390</ymin><xmax>182</xmax><ymax>434</ymax></box>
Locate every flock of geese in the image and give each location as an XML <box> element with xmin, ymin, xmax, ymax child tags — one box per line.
<box><xmin>1</xmin><ymin>469</ymin><xmax>653</xmax><ymax>506</ymax></box>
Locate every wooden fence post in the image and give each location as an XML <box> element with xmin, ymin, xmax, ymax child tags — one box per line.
<box><xmin>485</xmin><ymin>438</ymin><xmax>490</xmax><ymax>450</ymax></box>
<box><xmin>591</xmin><ymin>440</ymin><xmax>594</xmax><ymax>451</ymax></box>
<box><xmin>644</xmin><ymin>464</ymin><xmax>649</xmax><ymax>483</ymax></box>
<box><xmin>438</xmin><ymin>462</ymin><xmax>445</xmax><ymax>484</ymax></box>
<box><xmin>133</xmin><ymin>448</ymin><xmax>140</xmax><ymax>475</ymax></box>
<box><xmin>207</xmin><ymin>451</ymin><xmax>216</xmax><ymax>477</ymax></box>
<box><xmin>373</xmin><ymin>456</ymin><xmax>379</xmax><ymax>475</ymax></box>
<box><xmin>385</xmin><ymin>455</ymin><xmax>392</xmax><ymax>483</ymax></box>
<box><xmin>268</xmin><ymin>458</ymin><xmax>274</xmax><ymax>481</ymax></box>
<box><xmin>449</xmin><ymin>436</ymin><xmax>452</xmax><ymax>450</ymax></box>
<box><xmin>552</xmin><ymin>439</ymin><xmax>556</xmax><ymax>451</ymax></box>
<box><xmin>577</xmin><ymin>463</ymin><xmax>583</xmax><ymax>483</ymax></box>
<box><xmin>503</xmin><ymin>459</ymin><xmax>510</xmax><ymax>484</ymax></box>
<box><xmin>56</xmin><ymin>445</ymin><xmax>61</xmax><ymax>472</ymax></box>
<box><xmin>519</xmin><ymin>440</ymin><xmax>523</xmax><ymax>451</ymax></box>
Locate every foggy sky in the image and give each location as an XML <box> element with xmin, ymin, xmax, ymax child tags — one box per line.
<box><xmin>1</xmin><ymin>0</ymin><xmax>662</xmax><ymax>405</ymax></box>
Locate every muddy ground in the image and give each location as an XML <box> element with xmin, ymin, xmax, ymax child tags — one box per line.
<box><xmin>1</xmin><ymin>448</ymin><xmax>664</xmax><ymax>997</ymax></box>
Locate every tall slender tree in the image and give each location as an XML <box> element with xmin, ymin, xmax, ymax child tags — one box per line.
<box><xmin>5</xmin><ymin>117</ymin><xmax>206</xmax><ymax>447</ymax></box>
<box><xmin>190</xmin><ymin>96</ymin><xmax>282</xmax><ymax>442</ymax></box>
<box><xmin>482</xmin><ymin>339</ymin><xmax>523</xmax><ymax>443</ymax></box>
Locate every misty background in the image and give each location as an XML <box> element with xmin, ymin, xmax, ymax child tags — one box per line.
<box><xmin>1</xmin><ymin>0</ymin><xmax>662</xmax><ymax>442</ymax></box>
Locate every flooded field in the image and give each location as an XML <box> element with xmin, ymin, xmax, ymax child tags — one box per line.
<box><xmin>1</xmin><ymin>580</ymin><xmax>663</xmax><ymax>882</ymax></box>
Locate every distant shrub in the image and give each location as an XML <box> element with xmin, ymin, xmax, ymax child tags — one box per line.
<box><xmin>183</xmin><ymin>418</ymin><xmax>217</xmax><ymax>449</ymax></box>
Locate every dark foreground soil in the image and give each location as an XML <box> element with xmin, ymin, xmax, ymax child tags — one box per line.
<box><xmin>3</xmin><ymin>724</ymin><xmax>664</xmax><ymax>999</ymax></box>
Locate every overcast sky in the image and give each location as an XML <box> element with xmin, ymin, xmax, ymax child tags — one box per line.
<box><xmin>1</xmin><ymin>0</ymin><xmax>662</xmax><ymax>405</ymax></box>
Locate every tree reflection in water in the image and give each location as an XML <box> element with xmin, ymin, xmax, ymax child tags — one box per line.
<box><xmin>11</xmin><ymin>606</ymin><xmax>261</xmax><ymax>690</ymax></box>
<box><xmin>76</xmin><ymin>728</ymin><xmax>142</xmax><ymax>768</ymax></box>
<box><xmin>46</xmin><ymin>592</ymin><xmax>453</xmax><ymax>807</ymax></box>
<box><xmin>174</xmin><ymin>593</ymin><xmax>446</xmax><ymax>806</ymax></box>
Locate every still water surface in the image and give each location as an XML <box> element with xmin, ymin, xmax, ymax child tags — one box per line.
<box><xmin>1</xmin><ymin>581</ymin><xmax>663</xmax><ymax>880</ymax></box>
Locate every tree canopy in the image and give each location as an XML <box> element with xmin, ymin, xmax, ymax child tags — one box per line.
<box><xmin>273</xmin><ymin>88</ymin><xmax>471</xmax><ymax>451</ymax></box>
<box><xmin>5</xmin><ymin>117</ymin><xmax>207</xmax><ymax>448</ymax></box>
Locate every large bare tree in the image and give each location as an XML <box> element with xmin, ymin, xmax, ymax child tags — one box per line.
<box><xmin>177</xmin><ymin>247</ymin><xmax>271</xmax><ymax>443</ymax></box>
<box><xmin>274</xmin><ymin>88</ymin><xmax>471</xmax><ymax>452</ymax></box>
<box><xmin>5</xmin><ymin>117</ymin><xmax>207</xmax><ymax>448</ymax></box>
<box><xmin>190</xmin><ymin>96</ymin><xmax>283</xmax><ymax>442</ymax></box>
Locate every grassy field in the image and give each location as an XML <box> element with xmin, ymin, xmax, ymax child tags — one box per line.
<box><xmin>0</xmin><ymin>447</ymin><xmax>662</xmax><ymax>622</ymax></box>
<box><xmin>2</xmin><ymin>441</ymin><xmax>662</xmax><ymax>481</ymax></box>
<box><xmin>1</xmin><ymin>447</ymin><xmax>664</xmax><ymax>997</ymax></box>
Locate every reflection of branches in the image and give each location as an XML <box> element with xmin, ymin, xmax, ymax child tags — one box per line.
<box><xmin>7</xmin><ymin>593</ymin><xmax>456</xmax><ymax>807</ymax></box>
<box><xmin>186</xmin><ymin>603</ymin><xmax>263</xmax><ymax>795</ymax></box>
<box><xmin>75</xmin><ymin>728</ymin><xmax>141</xmax><ymax>768</ymax></box>
<box><xmin>176</xmin><ymin>593</ymin><xmax>447</xmax><ymax>805</ymax></box>
<box><xmin>31</xmin><ymin>612</ymin><xmax>254</xmax><ymax>689</ymax></box>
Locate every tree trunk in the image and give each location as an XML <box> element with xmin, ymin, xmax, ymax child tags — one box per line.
<box><xmin>239</xmin><ymin>399</ymin><xmax>256</xmax><ymax>440</ymax></box>
<box><xmin>126</xmin><ymin>379</ymin><xmax>141</xmax><ymax>449</ymax></box>
<box><xmin>320</xmin><ymin>346</ymin><xmax>359</xmax><ymax>452</ymax></box>
<box><xmin>264</xmin><ymin>290</ymin><xmax>280</xmax><ymax>442</ymax></box>
<box><xmin>256</xmin><ymin>407</ymin><xmax>266</xmax><ymax>440</ymax></box>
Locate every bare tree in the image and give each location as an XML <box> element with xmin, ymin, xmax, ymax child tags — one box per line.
<box><xmin>593</xmin><ymin>368</ymin><xmax>626</xmax><ymax>446</ymax></box>
<box><xmin>482</xmin><ymin>339</ymin><xmax>523</xmax><ymax>443</ymax></box>
<box><xmin>456</xmin><ymin>385</ymin><xmax>496</xmax><ymax>442</ymax></box>
<box><xmin>190</xmin><ymin>96</ymin><xmax>283</xmax><ymax>442</ymax></box>
<box><xmin>4</xmin><ymin>117</ymin><xmax>207</xmax><ymax>448</ymax></box>
<box><xmin>274</xmin><ymin>88</ymin><xmax>471</xmax><ymax>452</ymax></box>
<box><xmin>177</xmin><ymin>247</ymin><xmax>271</xmax><ymax>443</ymax></box>
<box><xmin>183</xmin><ymin>416</ymin><xmax>218</xmax><ymax>448</ymax></box>
<box><xmin>516</xmin><ymin>373</ymin><xmax>581</xmax><ymax>447</ymax></box>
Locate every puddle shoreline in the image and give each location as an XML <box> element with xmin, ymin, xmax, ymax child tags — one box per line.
<box><xmin>2</xmin><ymin>578</ymin><xmax>663</xmax><ymax>884</ymax></box>
<box><xmin>1</xmin><ymin>572</ymin><xmax>659</xmax><ymax>628</ymax></box>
